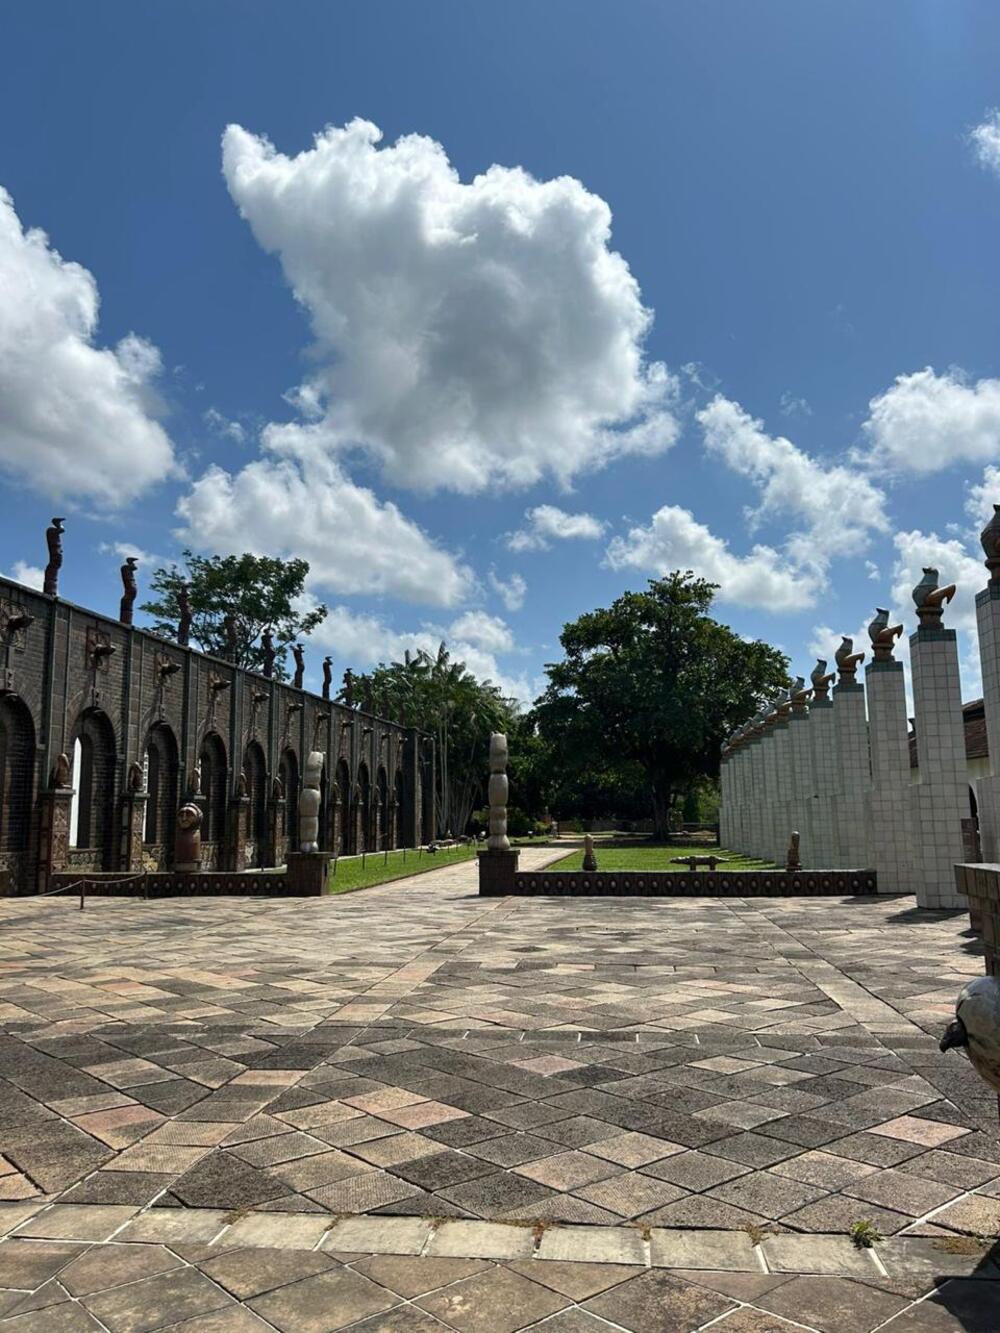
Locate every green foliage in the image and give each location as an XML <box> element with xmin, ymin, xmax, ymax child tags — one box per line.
<box><xmin>341</xmin><ymin>643</ymin><xmax>517</xmax><ymax>838</ymax></box>
<box><xmin>849</xmin><ymin>1220</ymin><xmax>884</xmax><ymax>1249</ymax></box>
<box><xmin>324</xmin><ymin>843</ymin><xmax>477</xmax><ymax>894</ymax></box>
<box><xmin>535</xmin><ymin>573</ymin><xmax>788</xmax><ymax>837</ymax></box>
<box><xmin>141</xmin><ymin>550</ymin><xmax>326</xmax><ymax>679</ymax></box>
<box><xmin>549</xmin><ymin>843</ymin><xmax>775</xmax><ymax>872</ymax></box>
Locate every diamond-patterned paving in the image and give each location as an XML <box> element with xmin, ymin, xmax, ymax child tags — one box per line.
<box><xmin>1</xmin><ymin>850</ymin><xmax>1000</xmax><ymax>1328</ymax></box>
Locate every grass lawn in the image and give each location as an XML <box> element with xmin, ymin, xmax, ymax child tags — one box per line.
<box><xmin>548</xmin><ymin>842</ymin><xmax>775</xmax><ymax>872</ymax></box>
<box><xmin>324</xmin><ymin>843</ymin><xmax>479</xmax><ymax>894</ymax></box>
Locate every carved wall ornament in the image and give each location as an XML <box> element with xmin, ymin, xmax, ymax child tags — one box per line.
<box><xmin>209</xmin><ymin>673</ymin><xmax>231</xmax><ymax>693</ymax></box>
<box><xmin>912</xmin><ymin>567</ymin><xmax>957</xmax><ymax>628</ymax></box>
<box><xmin>128</xmin><ymin>760</ymin><xmax>144</xmax><ymax>793</ymax></box>
<box><xmin>52</xmin><ymin>753</ymin><xmax>72</xmax><ymax>789</ymax></box>
<box><xmin>43</xmin><ymin>517</ymin><xmax>65</xmax><ymax>597</ymax></box>
<box><xmin>834</xmin><ymin>635</ymin><xmax>865</xmax><ymax>682</ymax></box>
<box><xmin>237</xmin><ymin>769</ymin><xmax>248</xmax><ymax>798</ymax></box>
<box><xmin>86</xmin><ymin>627</ymin><xmax>116</xmax><ymax>670</ymax></box>
<box><xmin>0</xmin><ymin>600</ymin><xmax>34</xmax><ymax>650</ymax></box>
<box><xmin>867</xmin><ymin>607</ymin><xmax>904</xmax><ymax>661</ymax></box>
<box><xmin>810</xmin><ymin>659</ymin><xmax>835</xmax><ymax>699</ymax></box>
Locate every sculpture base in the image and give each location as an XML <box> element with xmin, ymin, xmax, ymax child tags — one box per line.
<box><xmin>285</xmin><ymin>852</ymin><xmax>331</xmax><ymax>896</ymax></box>
<box><xmin>478</xmin><ymin>848</ymin><xmax>520</xmax><ymax>896</ymax></box>
<box><xmin>175</xmin><ymin>860</ymin><xmax>202</xmax><ymax>873</ymax></box>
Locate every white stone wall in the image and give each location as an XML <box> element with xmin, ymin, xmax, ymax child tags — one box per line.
<box><xmin>976</xmin><ymin>586</ymin><xmax>1000</xmax><ymax>863</ymax></box>
<box><xmin>909</xmin><ymin>629</ymin><xmax>967</xmax><ymax>909</ymax></box>
<box><xmin>866</xmin><ymin>659</ymin><xmax>915</xmax><ymax>894</ymax></box>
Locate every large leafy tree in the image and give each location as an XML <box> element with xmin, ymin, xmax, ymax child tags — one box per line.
<box><xmin>343</xmin><ymin>644</ymin><xmax>516</xmax><ymax>837</ymax></box>
<box><xmin>535</xmin><ymin>573</ymin><xmax>788</xmax><ymax>838</ymax></box>
<box><xmin>141</xmin><ymin>551</ymin><xmax>327</xmax><ymax>680</ymax></box>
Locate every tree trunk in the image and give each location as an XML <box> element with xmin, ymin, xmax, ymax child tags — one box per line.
<box><xmin>651</xmin><ymin>787</ymin><xmax>673</xmax><ymax>841</ymax></box>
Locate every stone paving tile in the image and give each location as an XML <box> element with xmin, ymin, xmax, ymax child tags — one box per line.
<box><xmin>199</xmin><ymin>1246</ymin><xmax>338</xmax><ymax>1299</ymax></box>
<box><xmin>752</xmin><ymin>1275</ymin><xmax>912</xmax><ymax>1333</ymax></box>
<box><xmin>248</xmin><ymin>1268</ymin><xmax>398</xmax><ymax>1331</ymax></box>
<box><xmin>583</xmin><ymin>1269</ymin><xmax>737</xmax><ymax>1330</ymax></box>
<box><xmin>415</xmin><ymin>1265</ymin><xmax>569</xmax><ymax>1333</ymax></box>
<box><xmin>83</xmin><ymin>1265</ymin><xmax>234</xmax><ymax>1331</ymax></box>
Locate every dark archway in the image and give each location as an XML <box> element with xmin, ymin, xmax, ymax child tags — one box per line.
<box><xmin>393</xmin><ymin>769</ymin><xmax>404</xmax><ymax>849</ymax></box>
<box><xmin>199</xmin><ymin>732</ymin><xmax>227</xmax><ymax>855</ymax></box>
<box><xmin>244</xmin><ymin>741</ymin><xmax>268</xmax><ymax>867</ymax></box>
<box><xmin>144</xmin><ymin>723</ymin><xmax>179</xmax><ymax>861</ymax></box>
<box><xmin>356</xmin><ymin>762</ymin><xmax>371</xmax><ymax>854</ymax></box>
<box><xmin>71</xmin><ymin>710</ymin><xmax>116</xmax><ymax>869</ymax></box>
<box><xmin>0</xmin><ymin>697</ymin><xmax>35</xmax><ymax>858</ymax></box>
<box><xmin>279</xmin><ymin>748</ymin><xmax>299</xmax><ymax>854</ymax></box>
<box><xmin>376</xmin><ymin>766</ymin><xmax>389</xmax><ymax>850</ymax></box>
<box><xmin>335</xmin><ymin>759</ymin><xmax>351</xmax><ymax>855</ymax></box>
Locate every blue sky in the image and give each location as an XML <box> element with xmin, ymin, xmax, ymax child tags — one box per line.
<box><xmin>3</xmin><ymin>1</ymin><xmax>1000</xmax><ymax>701</ymax></box>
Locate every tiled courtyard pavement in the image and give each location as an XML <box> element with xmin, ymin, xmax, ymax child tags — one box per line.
<box><xmin>1</xmin><ymin>848</ymin><xmax>998</xmax><ymax>1329</ymax></box>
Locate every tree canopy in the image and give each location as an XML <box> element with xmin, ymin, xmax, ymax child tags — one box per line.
<box><xmin>534</xmin><ymin>572</ymin><xmax>788</xmax><ymax>837</ymax></box>
<box><xmin>341</xmin><ymin>643</ymin><xmax>516</xmax><ymax>838</ymax></box>
<box><xmin>141</xmin><ymin>550</ymin><xmax>327</xmax><ymax>679</ymax></box>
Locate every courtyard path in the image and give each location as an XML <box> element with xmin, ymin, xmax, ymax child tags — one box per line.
<box><xmin>0</xmin><ymin>856</ymin><xmax>997</xmax><ymax>1330</ymax></box>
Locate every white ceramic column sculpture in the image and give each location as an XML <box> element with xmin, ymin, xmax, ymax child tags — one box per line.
<box><xmin>487</xmin><ymin>732</ymin><xmax>510</xmax><ymax>851</ymax></box>
<box><xmin>865</xmin><ymin>608</ymin><xmax>913</xmax><ymax>893</ymax></box>
<box><xmin>299</xmin><ymin>750</ymin><xmax>323</xmax><ymax>853</ymax></box>
<box><xmin>909</xmin><ymin>568</ymin><xmax>966</xmax><ymax>909</ymax></box>
<box><xmin>975</xmin><ymin>507</ymin><xmax>1000</xmax><ymax>862</ymax></box>
<box><xmin>788</xmin><ymin>677</ymin><xmax>814</xmax><ymax>866</ymax></box>
<box><xmin>831</xmin><ymin>637</ymin><xmax>872</xmax><ymax>867</ymax></box>
<box><xmin>808</xmin><ymin>661</ymin><xmax>836</xmax><ymax>866</ymax></box>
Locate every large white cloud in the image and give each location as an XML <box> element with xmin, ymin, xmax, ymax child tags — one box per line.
<box><xmin>0</xmin><ymin>188</ymin><xmax>176</xmax><ymax>505</ymax></box>
<box><xmin>175</xmin><ymin>451</ymin><xmax>472</xmax><ymax>608</ymax></box>
<box><xmin>605</xmin><ymin>504</ymin><xmax>819</xmax><ymax>611</ymax></box>
<box><xmin>860</xmin><ymin>368</ymin><xmax>1000</xmax><ymax>476</ymax></box>
<box><xmin>221</xmin><ymin>118</ymin><xmax>678</xmax><ymax>493</ymax></box>
<box><xmin>310</xmin><ymin>605</ymin><xmax>537</xmax><ymax>706</ymax></box>
<box><xmin>971</xmin><ymin>110</ymin><xmax>1000</xmax><ymax>175</ymax></box>
<box><xmin>506</xmin><ymin>504</ymin><xmax>607</xmax><ymax>553</ymax></box>
<box><xmin>697</xmin><ymin>395</ymin><xmax>887</xmax><ymax>548</ymax></box>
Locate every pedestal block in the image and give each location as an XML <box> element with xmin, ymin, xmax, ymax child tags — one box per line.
<box><xmin>910</xmin><ymin>628</ymin><xmax>967</xmax><ymax>909</ymax></box>
<box><xmin>286</xmin><ymin>852</ymin><xmax>330</xmax><ymax>895</ymax></box>
<box><xmin>478</xmin><ymin>848</ymin><xmax>520</xmax><ymax>896</ymax></box>
<box><xmin>955</xmin><ymin>863</ymin><xmax>1000</xmax><ymax>973</ymax></box>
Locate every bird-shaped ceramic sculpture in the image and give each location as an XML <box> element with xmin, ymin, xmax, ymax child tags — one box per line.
<box><xmin>940</xmin><ymin>976</ymin><xmax>1000</xmax><ymax>1093</ymax></box>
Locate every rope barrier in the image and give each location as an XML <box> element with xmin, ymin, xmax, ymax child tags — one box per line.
<box><xmin>37</xmin><ymin>872</ymin><xmax>148</xmax><ymax>910</ymax></box>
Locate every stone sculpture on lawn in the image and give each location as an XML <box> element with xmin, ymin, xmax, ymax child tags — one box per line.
<box><xmin>487</xmin><ymin>732</ymin><xmax>510</xmax><ymax>851</ymax></box>
<box><xmin>175</xmin><ymin>802</ymin><xmax>202</xmax><ymax>871</ymax></box>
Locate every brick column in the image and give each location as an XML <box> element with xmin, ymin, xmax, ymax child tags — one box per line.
<box><xmin>123</xmin><ymin>790</ymin><xmax>148</xmax><ymax>872</ymax></box>
<box><xmin>831</xmin><ymin>639</ymin><xmax>872</xmax><ymax>868</ymax></box>
<box><xmin>37</xmin><ymin>783</ymin><xmax>73</xmax><ymax>893</ymax></box>
<box><xmin>808</xmin><ymin>661</ymin><xmax>836</xmax><ymax>867</ymax></box>
<box><xmin>865</xmin><ymin>624</ymin><xmax>914</xmax><ymax>894</ymax></box>
<box><xmin>975</xmin><ymin>507</ymin><xmax>1000</xmax><ymax>863</ymax></box>
<box><xmin>909</xmin><ymin>571</ymin><xmax>967</xmax><ymax>909</ymax></box>
<box><xmin>788</xmin><ymin>682</ymin><xmax>814</xmax><ymax>865</ymax></box>
<box><xmin>229</xmin><ymin>794</ymin><xmax>249</xmax><ymax>872</ymax></box>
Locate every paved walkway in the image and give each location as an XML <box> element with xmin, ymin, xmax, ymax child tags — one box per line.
<box><xmin>1</xmin><ymin>851</ymin><xmax>998</xmax><ymax>1329</ymax></box>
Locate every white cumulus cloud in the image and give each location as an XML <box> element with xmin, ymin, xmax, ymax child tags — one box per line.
<box><xmin>175</xmin><ymin>451</ymin><xmax>473</xmax><ymax>608</ymax></box>
<box><xmin>697</xmin><ymin>395</ymin><xmax>887</xmax><ymax>549</ymax></box>
<box><xmin>506</xmin><ymin>504</ymin><xmax>607</xmax><ymax>553</ymax></box>
<box><xmin>221</xmin><ymin>118</ymin><xmax>678</xmax><ymax>494</ymax></box>
<box><xmin>488</xmin><ymin>569</ymin><xmax>527</xmax><ymax>612</ymax></box>
<box><xmin>971</xmin><ymin>109</ymin><xmax>1000</xmax><ymax>175</ymax></box>
<box><xmin>860</xmin><ymin>367</ymin><xmax>1000</xmax><ymax>476</ymax></box>
<box><xmin>6</xmin><ymin>562</ymin><xmax>44</xmax><ymax>591</ymax></box>
<box><xmin>0</xmin><ymin>187</ymin><xmax>176</xmax><ymax>505</ymax></box>
<box><xmin>605</xmin><ymin>504</ymin><xmax>819</xmax><ymax>612</ymax></box>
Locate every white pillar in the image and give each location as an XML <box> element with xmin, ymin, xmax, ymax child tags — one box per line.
<box><xmin>909</xmin><ymin>569</ymin><xmax>966</xmax><ymax>909</ymax></box>
<box><xmin>808</xmin><ymin>661</ymin><xmax>836</xmax><ymax>866</ymax></box>
<box><xmin>760</xmin><ymin>713</ymin><xmax>781</xmax><ymax>865</ymax></box>
<box><xmin>865</xmin><ymin>610</ymin><xmax>913</xmax><ymax>894</ymax></box>
<box><xmin>832</xmin><ymin>638</ymin><xmax>873</xmax><ymax>867</ymax></box>
<box><xmin>975</xmin><ymin>506</ymin><xmax>1000</xmax><ymax>861</ymax></box>
<box><xmin>770</xmin><ymin>696</ymin><xmax>793</xmax><ymax>865</ymax></box>
<box><xmin>788</xmin><ymin>679</ymin><xmax>814</xmax><ymax>865</ymax></box>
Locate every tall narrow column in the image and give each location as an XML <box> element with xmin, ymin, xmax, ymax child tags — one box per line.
<box><xmin>808</xmin><ymin>660</ymin><xmax>836</xmax><ymax>866</ymax></box>
<box><xmin>770</xmin><ymin>690</ymin><xmax>793</xmax><ymax>865</ymax></box>
<box><xmin>909</xmin><ymin>568</ymin><xmax>967</xmax><ymax>909</ymax></box>
<box><xmin>865</xmin><ymin>608</ymin><xmax>913</xmax><ymax>893</ymax></box>
<box><xmin>975</xmin><ymin>506</ymin><xmax>1000</xmax><ymax>861</ymax></box>
<box><xmin>787</xmin><ymin>677</ymin><xmax>814</xmax><ymax>865</ymax></box>
<box><xmin>832</xmin><ymin>637</ymin><xmax>872</xmax><ymax>867</ymax></box>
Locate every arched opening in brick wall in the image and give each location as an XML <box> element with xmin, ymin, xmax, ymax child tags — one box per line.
<box><xmin>394</xmin><ymin>769</ymin><xmax>404</xmax><ymax>849</ymax></box>
<box><xmin>143</xmin><ymin>723</ymin><xmax>179</xmax><ymax>859</ymax></box>
<box><xmin>71</xmin><ymin>709</ymin><xmax>116</xmax><ymax>869</ymax></box>
<box><xmin>376</xmin><ymin>765</ymin><xmax>388</xmax><ymax>850</ymax></box>
<box><xmin>0</xmin><ymin>696</ymin><xmax>35</xmax><ymax>856</ymax></box>
<box><xmin>279</xmin><ymin>748</ymin><xmax>299</xmax><ymax>848</ymax></box>
<box><xmin>356</xmin><ymin>762</ymin><xmax>371</xmax><ymax>854</ymax></box>
<box><xmin>244</xmin><ymin>740</ymin><xmax>267</xmax><ymax>867</ymax></box>
<box><xmin>335</xmin><ymin>758</ymin><xmax>351</xmax><ymax>855</ymax></box>
<box><xmin>199</xmin><ymin>732</ymin><xmax>227</xmax><ymax>850</ymax></box>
